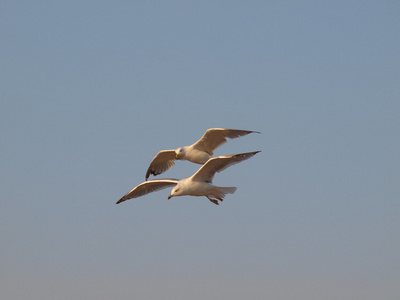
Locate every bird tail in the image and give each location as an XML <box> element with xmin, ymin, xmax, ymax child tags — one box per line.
<box><xmin>211</xmin><ymin>186</ymin><xmax>237</xmax><ymax>200</ymax></box>
<box><xmin>206</xmin><ymin>186</ymin><xmax>237</xmax><ymax>205</ymax></box>
<box><xmin>217</xmin><ymin>186</ymin><xmax>237</xmax><ymax>195</ymax></box>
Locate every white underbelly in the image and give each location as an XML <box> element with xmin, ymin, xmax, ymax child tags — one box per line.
<box><xmin>181</xmin><ymin>181</ymin><xmax>212</xmax><ymax>196</ymax></box>
<box><xmin>186</xmin><ymin>149</ymin><xmax>211</xmax><ymax>164</ymax></box>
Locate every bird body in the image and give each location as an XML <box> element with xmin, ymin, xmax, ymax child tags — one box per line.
<box><xmin>176</xmin><ymin>146</ymin><xmax>211</xmax><ymax>164</ymax></box>
<box><xmin>167</xmin><ymin>178</ymin><xmax>237</xmax><ymax>205</ymax></box>
<box><xmin>118</xmin><ymin>151</ymin><xmax>260</xmax><ymax>205</ymax></box>
<box><xmin>167</xmin><ymin>178</ymin><xmax>236</xmax><ymax>198</ymax></box>
<box><xmin>145</xmin><ymin>128</ymin><xmax>260</xmax><ymax>180</ymax></box>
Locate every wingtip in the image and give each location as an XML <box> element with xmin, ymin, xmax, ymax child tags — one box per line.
<box><xmin>116</xmin><ymin>198</ymin><xmax>125</xmax><ymax>204</ymax></box>
<box><xmin>243</xmin><ymin>150</ymin><xmax>261</xmax><ymax>155</ymax></box>
<box><xmin>246</xmin><ymin>150</ymin><xmax>261</xmax><ymax>157</ymax></box>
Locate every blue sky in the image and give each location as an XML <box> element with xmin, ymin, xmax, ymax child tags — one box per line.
<box><xmin>1</xmin><ymin>1</ymin><xmax>399</xmax><ymax>299</ymax></box>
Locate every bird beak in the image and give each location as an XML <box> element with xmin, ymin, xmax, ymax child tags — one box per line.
<box><xmin>175</xmin><ymin>153</ymin><xmax>179</xmax><ymax>159</ymax></box>
<box><xmin>167</xmin><ymin>195</ymin><xmax>172</xmax><ymax>200</ymax></box>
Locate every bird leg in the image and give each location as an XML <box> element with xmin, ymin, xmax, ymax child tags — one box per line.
<box><xmin>210</xmin><ymin>194</ymin><xmax>224</xmax><ymax>202</ymax></box>
<box><xmin>206</xmin><ymin>196</ymin><xmax>219</xmax><ymax>205</ymax></box>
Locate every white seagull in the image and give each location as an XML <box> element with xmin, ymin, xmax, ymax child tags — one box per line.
<box><xmin>145</xmin><ymin>128</ymin><xmax>260</xmax><ymax>180</ymax></box>
<box><xmin>117</xmin><ymin>151</ymin><xmax>260</xmax><ymax>205</ymax></box>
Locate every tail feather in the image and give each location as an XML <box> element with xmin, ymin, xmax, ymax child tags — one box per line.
<box><xmin>212</xmin><ymin>186</ymin><xmax>237</xmax><ymax>199</ymax></box>
<box><xmin>218</xmin><ymin>186</ymin><xmax>237</xmax><ymax>195</ymax></box>
<box><xmin>206</xmin><ymin>186</ymin><xmax>237</xmax><ymax>205</ymax></box>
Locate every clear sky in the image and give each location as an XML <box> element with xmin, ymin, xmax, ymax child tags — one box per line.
<box><xmin>1</xmin><ymin>1</ymin><xmax>399</xmax><ymax>299</ymax></box>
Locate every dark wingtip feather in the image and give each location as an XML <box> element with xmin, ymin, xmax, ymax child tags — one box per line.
<box><xmin>233</xmin><ymin>150</ymin><xmax>261</xmax><ymax>158</ymax></box>
<box><xmin>145</xmin><ymin>169</ymin><xmax>161</xmax><ymax>181</ymax></box>
<box><xmin>116</xmin><ymin>198</ymin><xmax>125</xmax><ymax>204</ymax></box>
<box><xmin>145</xmin><ymin>169</ymin><xmax>151</xmax><ymax>181</ymax></box>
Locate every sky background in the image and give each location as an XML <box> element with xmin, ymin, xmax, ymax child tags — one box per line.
<box><xmin>1</xmin><ymin>1</ymin><xmax>399</xmax><ymax>299</ymax></box>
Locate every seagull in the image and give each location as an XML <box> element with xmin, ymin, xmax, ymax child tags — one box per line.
<box><xmin>145</xmin><ymin>128</ymin><xmax>260</xmax><ymax>180</ymax></box>
<box><xmin>117</xmin><ymin>151</ymin><xmax>260</xmax><ymax>205</ymax></box>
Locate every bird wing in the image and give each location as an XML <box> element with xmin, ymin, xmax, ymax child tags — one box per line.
<box><xmin>191</xmin><ymin>128</ymin><xmax>260</xmax><ymax>155</ymax></box>
<box><xmin>116</xmin><ymin>179</ymin><xmax>179</xmax><ymax>204</ymax></box>
<box><xmin>191</xmin><ymin>151</ymin><xmax>261</xmax><ymax>182</ymax></box>
<box><xmin>145</xmin><ymin>150</ymin><xmax>177</xmax><ymax>180</ymax></box>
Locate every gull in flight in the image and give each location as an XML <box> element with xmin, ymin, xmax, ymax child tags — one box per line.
<box><xmin>145</xmin><ymin>128</ymin><xmax>260</xmax><ymax>180</ymax></box>
<box><xmin>117</xmin><ymin>151</ymin><xmax>260</xmax><ymax>205</ymax></box>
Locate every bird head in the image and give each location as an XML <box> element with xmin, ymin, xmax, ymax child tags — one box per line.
<box><xmin>175</xmin><ymin>147</ymin><xmax>185</xmax><ymax>159</ymax></box>
<box><xmin>167</xmin><ymin>186</ymin><xmax>181</xmax><ymax>200</ymax></box>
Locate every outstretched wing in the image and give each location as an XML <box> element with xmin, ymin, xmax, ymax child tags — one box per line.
<box><xmin>191</xmin><ymin>128</ymin><xmax>260</xmax><ymax>155</ymax></box>
<box><xmin>191</xmin><ymin>151</ymin><xmax>261</xmax><ymax>182</ymax></box>
<box><xmin>145</xmin><ymin>150</ymin><xmax>176</xmax><ymax>180</ymax></box>
<box><xmin>117</xmin><ymin>179</ymin><xmax>178</xmax><ymax>204</ymax></box>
